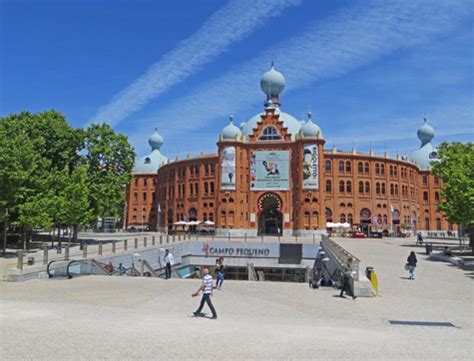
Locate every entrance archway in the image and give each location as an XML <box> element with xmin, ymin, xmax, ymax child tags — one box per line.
<box><xmin>258</xmin><ymin>193</ymin><xmax>282</xmax><ymax>236</ymax></box>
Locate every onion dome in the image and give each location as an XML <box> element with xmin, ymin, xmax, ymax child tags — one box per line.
<box><xmin>417</xmin><ymin>117</ymin><xmax>435</xmax><ymax>146</ymax></box>
<box><xmin>260</xmin><ymin>63</ymin><xmax>285</xmax><ymax>107</ymax></box>
<box><xmin>410</xmin><ymin>117</ymin><xmax>437</xmax><ymax>170</ymax></box>
<box><xmin>300</xmin><ymin>112</ymin><xmax>322</xmax><ymax>138</ymax></box>
<box><xmin>134</xmin><ymin>128</ymin><xmax>168</xmax><ymax>173</ymax></box>
<box><xmin>148</xmin><ymin>128</ymin><xmax>164</xmax><ymax>150</ymax></box>
<box><xmin>221</xmin><ymin>115</ymin><xmax>242</xmax><ymax>140</ymax></box>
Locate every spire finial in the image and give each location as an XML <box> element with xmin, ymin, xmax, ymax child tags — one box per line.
<box><xmin>229</xmin><ymin>114</ymin><xmax>234</xmax><ymax>123</ymax></box>
<box><xmin>307</xmin><ymin>111</ymin><xmax>312</xmax><ymax>121</ymax></box>
<box><xmin>271</xmin><ymin>60</ymin><xmax>274</xmax><ymax>68</ymax></box>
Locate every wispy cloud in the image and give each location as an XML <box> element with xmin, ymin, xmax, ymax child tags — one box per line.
<box><xmin>133</xmin><ymin>0</ymin><xmax>471</xmax><ymax>134</ymax></box>
<box><xmin>89</xmin><ymin>0</ymin><xmax>301</xmax><ymax>126</ymax></box>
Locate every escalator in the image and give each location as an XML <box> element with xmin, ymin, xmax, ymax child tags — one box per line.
<box><xmin>47</xmin><ymin>259</ymin><xmax>137</xmax><ymax>279</ymax></box>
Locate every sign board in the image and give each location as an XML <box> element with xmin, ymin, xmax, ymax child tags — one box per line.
<box><xmin>221</xmin><ymin>146</ymin><xmax>236</xmax><ymax>190</ymax></box>
<box><xmin>303</xmin><ymin>144</ymin><xmax>319</xmax><ymax>189</ymax></box>
<box><xmin>250</xmin><ymin>150</ymin><xmax>290</xmax><ymax>190</ymax></box>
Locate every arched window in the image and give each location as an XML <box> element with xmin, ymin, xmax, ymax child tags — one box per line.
<box><xmin>435</xmin><ymin>192</ymin><xmax>440</xmax><ymax>202</ymax></box>
<box><xmin>375</xmin><ymin>163</ymin><xmax>380</xmax><ymax>174</ymax></box>
<box><xmin>394</xmin><ymin>184</ymin><xmax>398</xmax><ymax>196</ymax></box>
<box><xmin>377</xmin><ymin>214</ymin><xmax>382</xmax><ymax>224</ymax></box>
<box><xmin>390</xmin><ymin>165</ymin><xmax>394</xmax><ymax>176</ymax></box>
<box><xmin>339</xmin><ymin>161</ymin><xmax>344</xmax><ymax>173</ymax></box>
<box><xmin>434</xmin><ymin>177</ymin><xmax>439</xmax><ymax>185</ymax></box>
<box><xmin>311</xmin><ymin>211</ymin><xmax>319</xmax><ymax>229</ymax></box>
<box><xmin>381</xmin><ymin>164</ymin><xmax>385</xmax><ymax>174</ymax></box>
<box><xmin>381</xmin><ymin>183</ymin><xmax>386</xmax><ymax>194</ymax></box>
<box><xmin>325</xmin><ymin>160</ymin><xmax>331</xmax><ymax>173</ymax></box>
<box><xmin>376</xmin><ymin>182</ymin><xmax>381</xmax><ymax>194</ymax></box>
<box><xmin>209</xmin><ymin>213</ymin><xmax>214</xmax><ymax>222</ymax></box>
<box><xmin>364</xmin><ymin>162</ymin><xmax>370</xmax><ymax>174</ymax></box>
<box><xmin>229</xmin><ymin>197</ymin><xmax>234</xmax><ymax>203</ymax></box>
<box><xmin>259</xmin><ymin>126</ymin><xmax>281</xmax><ymax>140</ymax></box>
<box><xmin>383</xmin><ymin>215</ymin><xmax>388</xmax><ymax>224</ymax></box>
<box><xmin>203</xmin><ymin>213</ymin><xmax>208</xmax><ymax>221</ymax></box>
<box><xmin>358</xmin><ymin>162</ymin><xmax>363</xmax><ymax>174</ymax></box>
<box><xmin>347</xmin><ymin>203</ymin><xmax>353</xmax><ymax>208</ymax></box>
<box><xmin>424</xmin><ymin>218</ymin><xmax>430</xmax><ymax>230</ymax></box>
<box><xmin>346</xmin><ymin>161</ymin><xmax>351</xmax><ymax>172</ymax></box>
<box><xmin>326</xmin><ymin>180</ymin><xmax>332</xmax><ymax>192</ymax></box>
<box><xmin>365</xmin><ymin>181</ymin><xmax>370</xmax><ymax>194</ymax></box>
<box><xmin>220</xmin><ymin>211</ymin><xmax>226</xmax><ymax>228</ymax></box>
<box><xmin>204</xmin><ymin>182</ymin><xmax>209</xmax><ymax>194</ymax></box>
<box><xmin>346</xmin><ymin>180</ymin><xmax>352</xmax><ymax>193</ymax></box>
<box><xmin>340</xmin><ymin>202</ymin><xmax>346</xmax><ymax>208</ymax></box>
<box><xmin>304</xmin><ymin>211</ymin><xmax>310</xmax><ymax>228</ymax></box>
<box><xmin>340</xmin><ymin>213</ymin><xmax>346</xmax><ymax>223</ymax></box>
<box><xmin>339</xmin><ymin>180</ymin><xmax>345</xmax><ymax>193</ymax></box>
<box><xmin>390</xmin><ymin>184</ymin><xmax>394</xmax><ymax>195</ymax></box>
<box><xmin>325</xmin><ymin>208</ymin><xmax>333</xmax><ymax>221</ymax></box>
<box><xmin>228</xmin><ymin>211</ymin><xmax>235</xmax><ymax>227</ymax></box>
<box><xmin>347</xmin><ymin>214</ymin><xmax>353</xmax><ymax>224</ymax></box>
<box><xmin>359</xmin><ymin>181</ymin><xmax>364</xmax><ymax>193</ymax></box>
<box><xmin>143</xmin><ymin>192</ymin><xmax>147</xmax><ymax>201</ymax></box>
<box><xmin>305</xmin><ymin>198</ymin><xmax>311</xmax><ymax>203</ymax></box>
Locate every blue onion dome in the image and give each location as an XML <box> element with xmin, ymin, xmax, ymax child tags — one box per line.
<box><xmin>221</xmin><ymin>115</ymin><xmax>242</xmax><ymax>140</ymax></box>
<box><xmin>300</xmin><ymin>112</ymin><xmax>322</xmax><ymax>138</ymax></box>
<box><xmin>148</xmin><ymin>128</ymin><xmax>164</xmax><ymax>150</ymax></box>
<box><xmin>417</xmin><ymin>117</ymin><xmax>435</xmax><ymax>146</ymax></box>
<box><xmin>260</xmin><ymin>63</ymin><xmax>285</xmax><ymax>97</ymax></box>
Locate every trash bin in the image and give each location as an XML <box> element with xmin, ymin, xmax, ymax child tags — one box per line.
<box><xmin>366</xmin><ymin>266</ymin><xmax>374</xmax><ymax>280</ymax></box>
<box><xmin>425</xmin><ymin>243</ymin><xmax>433</xmax><ymax>255</ymax></box>
<box><xmin>27</xmin><ymin>257</ymin><xmax>35</xmax><ymax>266</ymax></box>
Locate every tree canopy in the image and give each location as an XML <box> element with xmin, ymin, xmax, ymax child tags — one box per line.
<box><xmin>431</xmin><ymin>142</ymin><xmax>474</xmax><ymax>244</ymax></box>
<box><xmin>0</xmin><ymin>110</ymin><xmax>135</xmax><ymax>254</ymax></box>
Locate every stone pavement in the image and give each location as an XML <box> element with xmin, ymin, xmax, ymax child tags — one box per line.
<box><xmin>0</xmin><ymin>237</ymin><xmax>473</xmax><ymax>360</ymax></box>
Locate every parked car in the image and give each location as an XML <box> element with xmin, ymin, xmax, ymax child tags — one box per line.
<box><xmin>370</xmin><ymin>231</ymin><xmax>383</xmax><ymax>238</ymax></box>
<box><xmin>352</xmin><ymin>231</ymin><xmax>366</xmax><ymax>238</ymax></box>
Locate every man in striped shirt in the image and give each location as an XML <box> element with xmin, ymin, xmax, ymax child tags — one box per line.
<box><xmin>192</xmin><ymin>267</ymin><xmax>217</xmax><ymax>319</ymax></box>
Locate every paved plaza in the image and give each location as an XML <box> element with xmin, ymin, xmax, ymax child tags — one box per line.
<box><xmin>0</xmin><ymin>237</ymin><xmax>473</xmax><ymax>360</ymax></box>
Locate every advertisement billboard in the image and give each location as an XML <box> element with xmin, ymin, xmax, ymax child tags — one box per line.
<box><xmin>221</xmin><ymin>146</ymin><xmax>236</xmax><ymax>190</ymax></box>
<box><xmin>303</xmin><ymin>144</ymin><xmax>319</xmax><ymax>189</ymax></box>
<box><xmin>250</xmin><ymin>150</ymin><xmax>289</xmax><ymax>190</ymax></box>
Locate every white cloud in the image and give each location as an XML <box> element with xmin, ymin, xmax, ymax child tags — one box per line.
<box><xmin>89</xmin><ymin>0</ymin><xmax>301</xmax><ymax>126</ymax></box>
<box><xmin>136</xmin><ymin>0</ymin><xmax>471</xmax><ymax>131</ymax></box>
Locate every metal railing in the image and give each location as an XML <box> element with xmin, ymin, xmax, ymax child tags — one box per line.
<box><xmin>321</xmin><ymin>235</ymin><xmax>361</xmax><ymax>281</ymax></box>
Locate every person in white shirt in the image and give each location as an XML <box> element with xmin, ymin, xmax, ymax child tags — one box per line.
<box><xmin>192</xmin><ymin>267</ymin><xmax>217</xmax><ymax>319</ymax></box>
<box><xmin>164</xmin><ymin>249</ymin><xmax>174</xmax><ymax>279</ymax></box>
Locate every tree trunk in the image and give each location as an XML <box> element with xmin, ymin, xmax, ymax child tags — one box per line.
<box><xmin>2</xmin><ymin>211</ymin><xmax>7</xmax><ymax>256</ymax></box>
<box><xmin>72</xmin><ymin>224</ymin><xmax>79</xmax><ymax>244</ymax></box>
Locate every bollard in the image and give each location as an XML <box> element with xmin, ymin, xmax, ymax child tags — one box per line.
<box><xmin>43</xmin><ymin>246</ymin><xmax>48</xmax><ymax>265</ymax></box>
<box><xmin>160</xmin><ymin>235</ymin><xmax>163</xmax><ymax>244</ymax></box>
<box><xmin>228</xmin><ymin>233</ymin><xmax>230</xmax><ymax>242</ymax></box>
<box><xmin>17</xmin><ymin>251</ymin><xmax>24</xmax><ymax>271</ymax></box>
<box><xmin>112</xmin><ymin>240</ymin><xmax>116</xmax><ymax>253</ymax></box>
<box><xmin>261</xmin><ymin>235</ymin><xmax>264</xmax><ymax>243</ymax></box>
<box><xmin>295</xmin><ymin>235</ymin><xmax>298</xmax><ymax>243</ymax></box>
<box><xmin>65</xmin><ymin>245</ymin><xmax>70</xmax><ymax>261</ymax></box>
<box><xmin>245</xmin><ymin>233</ymin><xmax>247</xmax><ymax>242</ymax></box>
<box><xmin>134</xmin><ymin>238</ymin><xmax>138</xmax><ymax>249</ymax></box>
<box><xmin>178</xmin><ymin>234</ymin><xmax>181</xmax><ymax>242</ymax></box>
<box><xmin>166</xmin><ymin>235</ymin><xmax>169</xmax><ymax>244</ymax></box>
<box><xmin>313</xmin><ymin>234</ymin><xmax>315</xmax><ymax>243</ymax></box>
<box><xmin>152</xmin><ymin>236</ymin><xmax>155</xmax><ymax>246</ymax></box>
<box><xmin>172</xmin><ymin>235</ymin><xmax>175</xmax><ymax>243</ymax></box>
<box><xmin>212</xmin><ymin>235</ymin><xmax>215</xmax><ymax>241</ymax></box>
<box><xmin>278</xmin><ymin>235</ymin><xmax>281</xmax><ymax>243</ymax></box>
<box><xmin>144</xmin><ymin>237</ymin><xmax>147</xmax><ymax>248</ymax></box>
<box><xmin>124</xmin><ymin>239</ymin><xmax>128</xmax><ymax>251</ymax></box>
<box><xmin>98</xmin><ymin>243</ymin><xmax>103</xmax><ymax>256</ymax></box>
<box><xmin>83</xmin><ymin>243</ymin><xmax>88</xmax><ymax>259</ymax></box>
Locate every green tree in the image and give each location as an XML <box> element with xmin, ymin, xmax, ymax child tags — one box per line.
<box><xmin>431</xmin><ymin>142</ymin><xmax>474</xmax><ymax>248</ymax></box>
<box><xmin>83</xmin><ymin>123</ymin><xmax>135</xmax><ymax>225</ymax></box>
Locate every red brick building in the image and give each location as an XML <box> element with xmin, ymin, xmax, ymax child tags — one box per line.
<box><xmin>125</xmin><ymin>66</ymin><xmax>452</xmax><ymax>236</ymax></box>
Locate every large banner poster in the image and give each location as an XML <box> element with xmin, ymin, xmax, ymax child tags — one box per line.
<box><xmin>250</xmin><ymin>150</ymin><xmax>289</xmax><ymax>190</ymax></box>
<box><xmin>221</xmin><ymin>146</ymin><xmax>236</xmax><ymax>190</ymax></box>
<box><xmin>303</xmin><ymin>144</ymin><xmax>319</xmax><ymax>189</ymax></box>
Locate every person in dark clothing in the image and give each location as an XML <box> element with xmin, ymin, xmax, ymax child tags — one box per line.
<box><xmin>407</xmin><ymin>251</ymin><xmax>417</xmax><ymax>280</ymax></box>
<box><xmin>215</xmin><ymin>257</ymin><xmax>225</xmax><ymax>290</ymax></box>
<box><xmin>339</xmin><ymin>258</ymin><xmax>357</xmax><ymax>299</ymax></box>
<box><xmin>416</xmin><ymin>233</ymin><xmax>423</xmax><ymax>245</ymax></box>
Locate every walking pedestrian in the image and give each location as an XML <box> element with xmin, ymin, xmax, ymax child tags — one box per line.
<box><xmin>192</xmin><ymin>267</ymin><xmax>217</xmax><ymax>319</ymax></box>
<box><xmin>339</xmin><ymin>258</ymin><xmax>357</xmax><ymax>299</ymax></box>
<box><xmin>215</xmin><ymin>257</ymin><xmax>225</xmax><ymax>290</ymax></box>
<box><xmin>416</xmin><ymin>232</ymin><xmax>423</xmax><ymax>245</ymax></box>
<box><xmin>407</xmin><ymin>251</ymin><xmax>417</xmax><ymax>280</ymax></box>
<box><xmin>164</xmin><ymin>249</ymin><xmax>174</xmax><ymax>279</ymax></box>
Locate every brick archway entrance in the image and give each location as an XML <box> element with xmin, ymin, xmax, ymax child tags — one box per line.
<box><xmin>258</xmin><ymin>193</ymin><xmax>282</xmax><ymax>236</ymax></box>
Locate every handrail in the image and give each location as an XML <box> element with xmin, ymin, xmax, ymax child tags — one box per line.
<box><xmin>321</xmin><ymin>235</ymin><xmax>360</xmax><ymax>281</ymax></box>
<box><xmin>140</xmin><ymin>259</ymin><xmax>159</xmax><ymax>277</ymax></box>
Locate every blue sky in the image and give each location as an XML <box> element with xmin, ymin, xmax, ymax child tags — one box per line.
<box><xmin>1</xmin><ymin>0</ymin><xmax>473</xmax><ymax>160</ymax></box>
